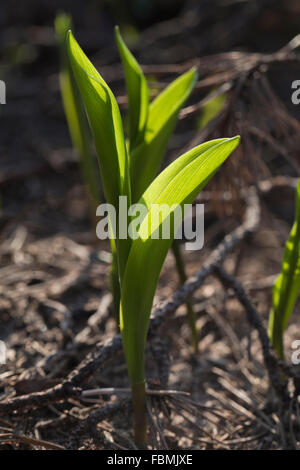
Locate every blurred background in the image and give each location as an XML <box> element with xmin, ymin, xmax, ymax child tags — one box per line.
<box><xmin>0</xmin><ymin>0</ymin><xmax>300</xmax><ymax>277</ymax></box>
<box><xmin>0</xmin><ymin>0</ymin><xmax>300</xmax><ymax>450</ymax></box>
<box><xmin>0</xmin><ymin>0</ymin><xmax>299</xmax><ymax>312</ymax></box>
<box><xmin>0</xmin><ymin>0</ymin><xmax>299</xmax><ymax>314</ymax></box>
<box><xmin>1</xmin><ymin>0</ymin><xmax>300</xmax><ymax>234</ymax></box>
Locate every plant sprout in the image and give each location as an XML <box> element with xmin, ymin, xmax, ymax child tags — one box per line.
<box><xmin>269</xmin><ymin>181</ymin><xmax>300</xmax><ymax>359</ymax></box>
<box><xmin>55</xmin><ymin>13</ymin><xmax>122</xmax><ymax>320</ymax></box>
<box><xmin>55</xmin><ymin>13</ymin><xmax>100</xmax><ymax>208</ymax></box>
<box><xmin>66</xmin><ymin>29</ymin><xmax>240</xmax><ymax>445</ymax></box>
<box><xmin>115</xmin><ymin>26</ymin><xmax>199</xmax><ymax>350</ymax></box>
<box><xmin>58</xmin><ymin>19</ymin><xmax>201</xmax><ymax>338</ymax></box>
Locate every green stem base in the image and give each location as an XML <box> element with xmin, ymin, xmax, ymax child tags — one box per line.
<box><xmin>172</xmin><ymin>240</ymin><xmax>198</xmax><ymax>353</ymax></box>
<box><xmin>132</xmin><ymin>382</ymin><xmax>147</xmax><ymax>447</ymax></box>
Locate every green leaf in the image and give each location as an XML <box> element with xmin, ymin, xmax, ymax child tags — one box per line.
<box><xmin>120</xmin><ymin>136</ymin><xmax>240</xmax><ymax>385</ymax></box>
<box><xmin>268</xmin><ymin>181</ymin><xmax>300</xmax><ymax>358</ymax></box>
<box><xmin>198</xmin><ymin>91</ymin><xmax>226</xmax><ymax>130</ymax></box>
<box><xmin>55</xmin><ymin>14</ymin><xmax>100</xmax><ymax>204</ymax></box>
<box><xmin>67</xmin><ymin>30</ymin><xmax>131</xmax><ymax>279</ymax></box>
<box><xmin>115</xmin><ymin>26</ymin><xmax>149</xmax><ymax>151</ymax></box>
<box><xmin>130</xmin><ymin>67</ymin><xmax>198</xmax><ymax>203</ymax></box>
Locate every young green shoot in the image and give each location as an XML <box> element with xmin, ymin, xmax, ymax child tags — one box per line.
<box><xmin>55</xmin><ymin>13</ymin><xmax>122</xmax><ymax>320</ymax></box>
<box><xmin>66</xmin><ymin>30</ymin><xmax>240</xmax><ymax>445</ymax></box>
<box><xmin>115</xmin><ymin>26</ymin><xmax>199</xmax><ymax>351</ymax></box>
<box><xmin>268</xmin><ymin>181</ymin><xmax>300</xmax><ymax>359</ymax></box>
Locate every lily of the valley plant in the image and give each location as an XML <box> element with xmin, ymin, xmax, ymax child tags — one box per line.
<box><xmin>66</xmin><ymin>28</ymin><xmax>240</xmax><ymax>445</ymax></box>
<box><xmin>115</xmin><ymin>26</ymin><xmax>199</xmax><ymax>351</ymax></box>
<box><xmin>269</xmin><ymin>181</ymin><xmax>300</xmax><ymax>359</ymax></box>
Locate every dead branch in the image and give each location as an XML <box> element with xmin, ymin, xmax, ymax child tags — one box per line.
<box><xmin>213</xmin><ymin>265</ymin><xmax>289</xmax><ymax>404</ymax></box>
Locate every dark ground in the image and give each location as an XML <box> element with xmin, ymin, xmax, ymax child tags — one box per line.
<box><xmin>0</xmin><ymin>0</ymin><xmax>300</xmax><ymax>450</ymax></box>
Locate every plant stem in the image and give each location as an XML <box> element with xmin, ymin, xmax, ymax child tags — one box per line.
<box><xmin>172</xmin><ymin>239</ymin><xmax>198</xmax><ymax>353</ymax></box>
<box><xmin>270</xmin><ymin>311</ymin><xmax>284</xmax><ymax>359</ymax></box>
<box><xmin>132</xmin><ymin>382</ymin><xmax>147</xmax><ymax>447</ymax></box>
